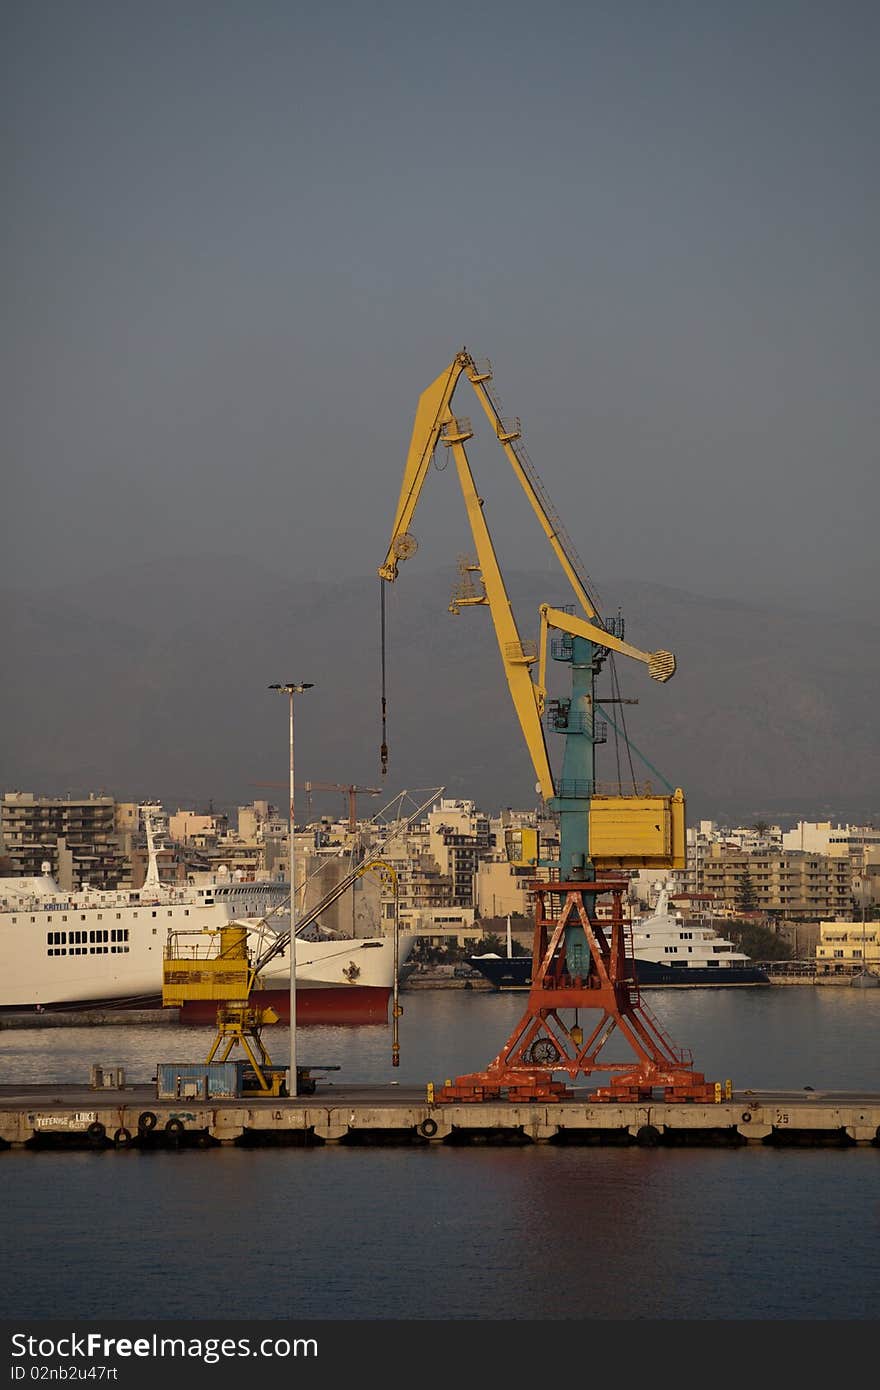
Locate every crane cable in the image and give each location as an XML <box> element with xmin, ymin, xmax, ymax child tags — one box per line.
<box><xmin>379</xmin><ymin>580</ymin><xmax>389</xmax><ymax>776</ymax></box>
<box><xmin>608</xmin><ymin>654</ymin><xmax>638</xmax><ymax>793</ymax></box>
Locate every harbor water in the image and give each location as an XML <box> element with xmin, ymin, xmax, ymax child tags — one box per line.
<box><xmin>1</xmin><ymin>987</ymin><xmax>878</xmax><ymax>1322</ymax></box>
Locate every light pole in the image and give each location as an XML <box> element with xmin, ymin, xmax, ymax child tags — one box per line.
<box><xmin>269</xmin><ymin>681</ymin><xmax>314</xmax><ymax>1096</ymax></box>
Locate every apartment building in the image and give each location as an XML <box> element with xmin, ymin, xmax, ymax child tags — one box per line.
<box><xmin>0</xmin><ymin>791</ymin><xmax>129</xmax><ymax>890</ymax></box>
<box><xmin>696</xmin><ymin>843</ymin><xmax>853</xmax><ymax>920</ymax></box>
<box><xmin>816</xmin><ymin>919</ymin><xmax>880</xmax><ymax>973</ymax></box>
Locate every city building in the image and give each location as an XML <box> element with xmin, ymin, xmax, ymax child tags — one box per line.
<box><xmin>696</xmin><ymin>843</ymin><xmax>853</xmax><ymax>920</ymax></box>
<box><xmin>0</xmin><ymin>791</ymin><xmax>129</xmax><ymax>890</ymax></box>
<box><xmin>815</xmin><ymin>919</ymin><xmax>880</xmax><ymax>974</ymax></box>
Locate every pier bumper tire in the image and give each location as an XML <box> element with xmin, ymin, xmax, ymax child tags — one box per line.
<box><xmin>741</xmin><ymin>1112</ymin><xmax>753</xmax><ymax>1124</ymax></box>
<box><xmin>164</xmin><ymin>1118</ymin><xmax>186</xmax><ymax>1144</ymax></box>
<box><xmin>635</xmin><ymin>1124</ymin><xmax>661</xmax><ymax>1147</ymax></box>
<box><xmin>418</xmin><ymin>1118</ymin><xmax>439</xmax><ymax>1139</ymax></box>
<box><xmin>112</xmin><ymin>1126</ymin><xmax>132</xmax><ymax>1149</ymax></box>
<box><xmin>137</xmin><ymin>1110</ymin><xmax>158</xmax><ymax>1135</ymax></box>
<box><xmin>87</xmin><ymin>1121</ymin><xmax>106</xmax><ymax>1145</ymax></box>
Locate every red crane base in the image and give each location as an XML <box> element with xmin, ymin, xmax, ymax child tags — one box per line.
<box><xmin>435</xmin><ymin>879</ymin><xmax>719</xmax><ymax>1105</ymax></box>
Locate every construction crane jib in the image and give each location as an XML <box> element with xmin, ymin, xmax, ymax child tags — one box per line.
<box><xmin>378</xmin><ymin>349</ymin><xmax>684</xmax><ymax>874</ymax></box>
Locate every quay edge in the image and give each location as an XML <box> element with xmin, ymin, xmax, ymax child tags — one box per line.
<box><xmin>1</xmin><ymin>1084</ymin><xmax>879</xmax><ymax>1150</ymax></box>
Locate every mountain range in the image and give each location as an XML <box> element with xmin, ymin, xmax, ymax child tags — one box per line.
<box><xmin>2</xmin><ymin>556</ymin><xmax>877</xmax><ymax>830</ymax></box>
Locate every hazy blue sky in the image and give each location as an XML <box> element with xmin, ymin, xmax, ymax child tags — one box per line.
<box><xmin>4</xmin><ymin>1</ymin><xmax>878</xmax><ymax>610</ymax></box>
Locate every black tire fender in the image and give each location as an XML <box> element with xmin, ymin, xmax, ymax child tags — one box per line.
<box><xmin>113</xmin><ymin>1127</ymin><xmax>132</xmax><ymax>1148</ymax></box>
<box><xmin>741</xmin><ymin>1112</ymin><xmax>752</xmax><ymax>1123</ymax></box>
<box><xmin>87</xmin><ymin>1121</ymin><xmax>106</xmax><ymax>1141</ymax></box>
<box><xmin>418</xmin><ymin>1117</ymin><xmax>439</xmax><ymax>1138</ymax></box>
<box><xmin>635</xmin><ymin>1124</ymin><xmax>661</xmax><ymax>1146</ymax></box>
<box><xmin>165</xmin><ymin>1117</ymin><xmax>185</xmax><ymax>1137</ymax></box>
<box><xmin>137</xmin><ymin>1110</ymin><xmax>158</xmax><ymax>1133</ymax></box>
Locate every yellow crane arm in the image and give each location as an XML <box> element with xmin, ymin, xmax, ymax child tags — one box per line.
<box><xmin>377</xmin><ymin>350</ymin><xmax>675</xmax><ymax>806</ymax></box>
<box><xmin>378</xmin><ymin>354</ymin><xmax>469</xmax><ymax>581</ymax></box>
<box><xmin>539</xmin><ymin>605</ymin><xmax>676</xmax><ymax>684</ymax></box>
<box><xmin>443</xmin><ymin>426</ymin><xmax>555</xmax><ymax>801</ymax></box>
<box><xmin>463</xmin><ymin>361</ymin><xmax>598</xmax><ymax>619</ymax></box>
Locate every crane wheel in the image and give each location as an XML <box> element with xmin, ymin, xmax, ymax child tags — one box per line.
<box><xmin>137</xmin><ymin>1110</ymin><xmax>158</xmax><ymax>1133</ymax></box>
<box><xmin>418</xmin><ymin>1118</ymin><xmax>438</xmax><ymax>1138</ymax></box>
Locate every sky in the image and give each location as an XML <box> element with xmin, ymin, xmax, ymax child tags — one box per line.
<box><xmin>3</xmin><ymin>1</ymin><xmax>879</xmax><ymax>614</ymax></box>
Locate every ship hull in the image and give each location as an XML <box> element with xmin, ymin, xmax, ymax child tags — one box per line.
<box><xmin>469</xmin><ymin>956</ymin><xmax>770</xmax><ymax>990</ymax></box>
<box><xmin>179</xmin><ymin>985</ymin><xmax>393</xmax><ymax>1025</ymax></box>
<box><xmin>0</xmin><ymin>875</ymin><xmax>413</xmax><ymax>1023</ymax></box>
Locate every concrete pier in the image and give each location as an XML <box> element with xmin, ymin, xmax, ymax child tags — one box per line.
<box><xmin>1</xmin><ymin>1081</ymin><xmax>878</xmax><ymax>1149</ymax></box>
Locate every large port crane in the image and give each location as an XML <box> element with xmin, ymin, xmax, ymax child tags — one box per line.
<box><xmin>378</xmin><ymin>349</ymin><xmax>717</xmax><ymax>1103</ymax></box>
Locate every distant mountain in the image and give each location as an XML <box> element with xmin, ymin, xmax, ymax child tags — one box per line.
<box><xmin>1</xmin><ymin>557</ymin><xmax>877</xmax><ymax>828</ymax></box>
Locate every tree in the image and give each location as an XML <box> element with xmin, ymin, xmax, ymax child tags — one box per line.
<box><xmin>734</xmin><ymin>868</ymin><xmax>758</xmax><ymax>914</ymax></box>
<box><xmin>727</xmin><ymin>920</ymin><xmax>793</xmax><ymax>961</ymax></box>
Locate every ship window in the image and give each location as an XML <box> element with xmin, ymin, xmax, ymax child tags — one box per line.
<box><xmin>167</xmin><ymin>910</ymin><xmax>172</xmax><ymax>916</ymax></box>
<box><xmin>152</xmin><ymin>911</ymin><xmax>157</xmax><ymax>918</ymax></box>
<box><xmin>116</xmin><ymin>913</ymin><xmax>121</xmax><ymax>919</ymax></box>
<box><xmin>97</xmin><ymin>913</ymin><xmax>102</xmax><ymax>920</ymax></box>
<box><xmin>81</xmin><ymin>914</ymin><xmax>86</xmax><ymax>921</ymax></box>
<box><xmin>31</xmin><ymin>916</ymin><xmax>35</xmax><ymax>923</ymax></box>
<box><xmin>62</xmin><ymin>915</ymin><xmax>67</xmax><ymax>922</ymax></box>
<box><xmin>11</xmin><ymin>917</ymin><xmax>16</xmax><ymax>924</ymax></box>
<box><xmin>184</xmin><ymin>910</ymin><xmax>189</xmax><ymax>916</ymax></box>
<box><xmin>132</xmin><ymin>912</ymin><xmax>138</xmax><ymax>918</ymax></box>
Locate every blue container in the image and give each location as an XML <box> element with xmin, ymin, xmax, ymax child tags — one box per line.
<box><xmin>156</xmin><ymin>1061</ymin><xmax>245</xmax><ymax>1099</ymax></box>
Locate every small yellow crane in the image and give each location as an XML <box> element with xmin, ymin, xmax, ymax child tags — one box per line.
<box><xmin>162</xmin><ymin>858</ymin><xmax>402</xmax><ymax>1093</ymax></box>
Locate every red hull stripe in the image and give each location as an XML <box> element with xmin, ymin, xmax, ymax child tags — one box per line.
<box><xmin>179</xmin><ymin>987</ymin><xmax>392</xmax><ymax>1026</ymax></box>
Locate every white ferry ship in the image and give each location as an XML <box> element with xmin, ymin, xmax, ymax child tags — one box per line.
<box><xmin>0</xmin><ymin>812</ymin><xmax>412</xmax><ymax>1023</ymax></box>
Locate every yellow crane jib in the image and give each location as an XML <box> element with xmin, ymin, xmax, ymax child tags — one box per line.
<box><xmin>539</xmin><ymin>606</ymin><xmax>676</xmax><ymax>684</ymax></box>
<box><xmin>377</xmin><ymin>348</ymin><xmax>686</xmax><ymax>868</ymax></box>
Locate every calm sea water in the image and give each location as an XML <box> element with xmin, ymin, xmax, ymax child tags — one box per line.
<box><xmin>2</xmin><ymin>987</ymin><xmax>878</xmax><ymax>1322</ymax></box>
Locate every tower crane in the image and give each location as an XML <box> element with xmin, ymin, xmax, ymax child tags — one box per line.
<box><xmin>378</xmin><ymin>349</ymin><xmax>718</xmax><ymax>1104</ymax></box>
<box><xmin>250</xmin><ymin>781</ymin><xmax>382</xmax><ymax>832</ymax></box>
<box><xmin>305</xmin><ymin>783</ymin><xmax>383</xmax><ymax>834</ymax></box>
